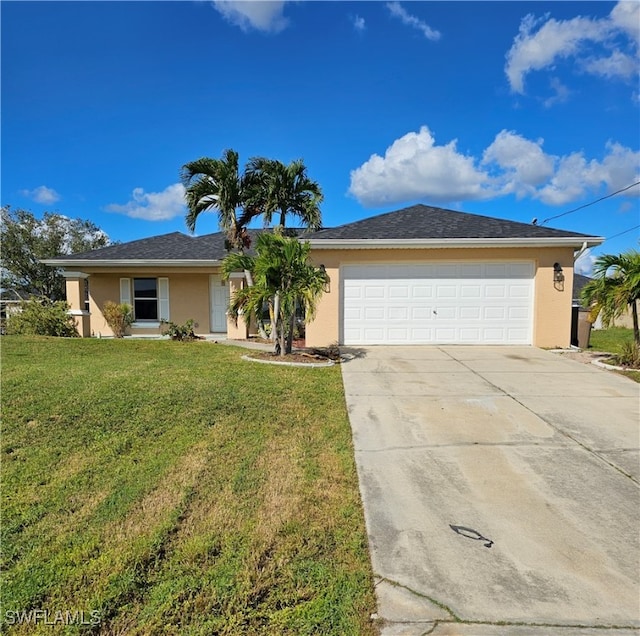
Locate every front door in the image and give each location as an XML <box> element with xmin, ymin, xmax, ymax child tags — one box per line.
<box><xmin>210</xmin><ymin>275</ymin><xmax>230</xmax><ymax>332</ymax></box>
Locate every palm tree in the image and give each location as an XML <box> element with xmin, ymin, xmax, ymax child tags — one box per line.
<box><xmin>181</xmin><ymin>149</ymin><xmax>256</xmax><ymax>250</ymax></box>
<box><xmin>243</xmin><ymin>157</ymin><xmax>323</xmax><ymax>341</ymax></box>
<box><xmin>245</xmin><ymin>158</ymin><xmax>323</xmax><ymax>231</ymax></box>
<box><xmin>222</xmin><ymin>232</ymin><xmax>328</xmax><ymax>356</ymax></box>
<box><xmin>581</xmin><ymin>249</ymin><xmax>640</xmax><ymax>344</ymax></box>
<box><xmin>182</xmin><ymin>149</ymin><xmax>267</xmax><ymax>336</ymax></box>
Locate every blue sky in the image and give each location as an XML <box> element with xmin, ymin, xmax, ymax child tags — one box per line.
<box><xmin>2</xmin><ymin>0</ymin><xmax>639</xmax><ymax>273</ymax></box>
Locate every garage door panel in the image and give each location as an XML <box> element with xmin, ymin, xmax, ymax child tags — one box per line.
<box><xmin>389</xmin><ymin>285</ymin><xmax>409</xmax><ymax>298</ymax></box>
<box><xmin>460</xmin><ymin>307</ymin><xmax>481</xmax><ymax>319</ymax></box>
<box><xmin>486</xmin><ymin>285</ymin><xmax>507</xmax><ymax>298</ymax></box>
<box><xmin>437</xmin><ymin>286</ymin><xmax>457</xmax><ymax>298</ymax></box>
<box><xmin>342</xmin><ymin>262</ymin><xmax>533</xmax><ymax>345</ymax></box>
<box><xmin>461</xmin><ymin>285</ymin><xmax>481</xmax><ymax>298</ymax></box>
<box><xmin>344</xmin><ymin>286</ymin><xmax>362</xmax><ymax>299</ymax></box>
<box><xmin>459</xmin><ymin>264</ymin><xmax>483</xmax><ymax>277</ymax></box>
<box><xmin>436</xmin><ymin>264</ymin><xmax>457</xmax><ymax>277</ymax></box>
<box><xmin>510</xmin><ymin>284</ymin><xmax>531</xmax><ymax>298</ymax></box>
<box><xmin>389</xmin><ymin>307</ymin><xmax>408</xmax><ymax>320</ymax></box>
<box><xmin>364</xmin><ymin>286</ymin><xmax>385</xmax><ymax>299</ymax></box>
<box><xmin>365</xmin><ymin>307</ymin><xmax>384</xmax><ymax>320</ymax></box>
<box><xmin>412</xmin><ymin>286</ymin><xmax>433</xmax><ymax>298</ymax></box>
<box><xmin>484</xmin><ymin>306</ymin><xmax>506</xmax><ymax>320</ymax></box>
<box><xmin>412</xmin><ymin>307</ymin><xmax>433</xmax><ymax>319</ymax></box>
<box><xmin>460</xmin><ymin>328</ymin><xmax>482</xmax><ymax>341</ymax></box>
<box><xmin>509</xmin><ymin>307</ymin><xmax>529</xmax><ymax>319</ymax></box>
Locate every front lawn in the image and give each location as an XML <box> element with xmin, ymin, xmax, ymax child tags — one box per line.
<box><xmin>589</xmin><ymin>327</ymin><xmax>640</xmax><ymax>382</ymax></box>
<box><xmin>589</xmin><ymin>326</ymin><xmax>636</xmax><ymax>354</ymax></box>
<box><xmin>1</xmin><ymin>337</ymin><xmax>377</xmax><ymax>635</ymax></box>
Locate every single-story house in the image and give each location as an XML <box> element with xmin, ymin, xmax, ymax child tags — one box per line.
<box><xmin>43</xmin><ymin>204</ymin><xmax>603</xmax><ymax>348</ymax></box>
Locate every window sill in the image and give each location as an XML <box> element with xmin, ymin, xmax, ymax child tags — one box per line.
<box><xmin>131</xmin><ymin>321</ymin><xmax>161</xmax><ymax>328</ymax></box>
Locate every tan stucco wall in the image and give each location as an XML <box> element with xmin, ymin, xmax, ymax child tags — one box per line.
<box><xmin>66</xmin><ymin>268</ymin><xmax>220</xmax><ymax>337</ymax></box>
<box><xmin>305</xmin><ymin>246</ymin><xmax>576</xmax><ymax>349</ymax></box>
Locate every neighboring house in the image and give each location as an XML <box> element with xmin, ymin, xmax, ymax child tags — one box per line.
<box><xmin>43</xmin><ymin>204</ymin><xmax>603</xmax><ymax>348</ymax></box>
<box><xmin>572</xmin><ymin>274</ymin><xmax>592</xmax><ymax>308</ymax></box>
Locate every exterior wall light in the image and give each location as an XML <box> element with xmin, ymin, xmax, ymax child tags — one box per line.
<box><xmin>553</xmin><ymin>262</ymin><xmax>565</xmax><ymax>283</ymax></box>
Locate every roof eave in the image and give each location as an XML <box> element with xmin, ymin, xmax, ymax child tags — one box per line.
<box><xmin>41</xmin><ymin>259</ymin><xmax>223</xmax><ymax>268</ymax></box>
<box><xmin>307</xmin><ymin>236</ymin><xmax>605</xmax><ymax>249</ymax></box>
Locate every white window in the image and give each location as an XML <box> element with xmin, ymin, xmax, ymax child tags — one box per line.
<box><xmin>120</xmin><ymin>277</ymin><xmax>169</xmax><ymax>322</ymax></box>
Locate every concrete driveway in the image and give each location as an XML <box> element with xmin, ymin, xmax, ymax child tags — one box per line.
<box><xmin>341</xmin><ymin>346</ymin><xmax>640</xmax><ymax>635</ymax></box>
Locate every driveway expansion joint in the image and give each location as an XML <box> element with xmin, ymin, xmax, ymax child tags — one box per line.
<box><xmin>344</xmin><ymin>346</ymin><xmax>640</xmax><ymax>633</ymax></box>
<box><xmin>442</xmin><ymin>349</ymin><xmax>640</xmax><ymax>484</ymax></box>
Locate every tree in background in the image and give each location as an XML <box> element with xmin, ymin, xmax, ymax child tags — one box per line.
<box><xmin>0</xmin><ymin>207</ymin><xmax>110</xmax><ymax>300</ymax></box>
<box><xmin>581</xmin><ymin>249</ymin><xmax>640</xmax><ymax>344</ymax></box>
<box><xmin>222</xmin><ymin>232</ymin><xmax>328</xmax><ymax>356</ymax></box>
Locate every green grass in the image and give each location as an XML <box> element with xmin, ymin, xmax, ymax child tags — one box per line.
<box><xmin>589</xmin><ymin>326</ymin><xmax>636</xmax><ymax>354</ymax></box>
<box><xmin>1</xmin><ymin>337</ymin><xmax>377</xmax><ymax>635</ymax></box>
<box><xmin>589</xmin><ymin>327</ymin><xmax>640</xmax><ymax>383</ymax></box>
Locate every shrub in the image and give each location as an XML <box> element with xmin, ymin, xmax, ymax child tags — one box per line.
<box><xmin>102</xmin><ymin>301</ymin><xmax>133</xmax><ymax>338</ymax></box>
<box><xmin>615</xmin><ymin>341</ymin><xmax>640</xmax><ymax>368</ymax></box>
<box><xmin>160</xmin><ymin>319</ymin><xmax>201</xmax><ymax>341</ymax></box>
<box><xmin>5</xmin><ymin>298</ymin><xmax>79</xmax><ymax>337</ymax></box>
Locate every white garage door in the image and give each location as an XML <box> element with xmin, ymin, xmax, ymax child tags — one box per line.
<box><xmin>342</xmin><ymin>262</ymin><xmax>534</xmax><ymax>345</ymax></box>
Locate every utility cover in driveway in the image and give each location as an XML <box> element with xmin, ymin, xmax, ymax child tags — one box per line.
<box><xmin>342</xmin><ymin>262</ymin><xmax>533</xmax><ymax>345</ymax></box>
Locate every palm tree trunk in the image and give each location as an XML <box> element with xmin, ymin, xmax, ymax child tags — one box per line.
<box><xmin>632</xmin><ymin>300</ymin><xmax>639</xmax><ymax>345</ymax></box>
<box><xmin>278</xmin><ymin>317</ymin><xmax>286</xmax><ymax>357</ymax></box>
<box><xmin>243</xmin><ymin>269</ymin><xmax>269</xmax><ymax>339</ymax></box>
<box><xmin>285</xmin><ymin>311</ymin><xmax>295</xmax><ymax>354</ymax></box>
<box><xmin>272</xmin><ymin>292</ymin><xmax>280</xmax><ymax>343</ymax></box>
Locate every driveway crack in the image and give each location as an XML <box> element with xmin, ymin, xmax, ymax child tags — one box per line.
<box><xmin>442</xmin><ymin>348</ymin><xmax>640</xmax><ymax>486</ymax></box>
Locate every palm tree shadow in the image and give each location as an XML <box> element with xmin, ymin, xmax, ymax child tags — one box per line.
<box><xmin>337</xmin><ymin>346</ymin><xmax>368</xmax><ymax>362</ymax></box>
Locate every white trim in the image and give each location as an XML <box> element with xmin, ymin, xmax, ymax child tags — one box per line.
<box><xmin>158</xmin><ymin>277</ymin><xmax>170</xmax><ymax>321</ymax></box>
<box><xmin>131</xmin><ymin>321</ymin><xmax>161</xmax><ymax>328</ymax></box>
<box><xmin>68</xmin><ymin>309</ymin><xmax>90</xmax><ymax>316</ymax></box>
<box><xmin>120</xmin><ymin>278</ymin><xmax>132</xmax><ymax>305</ymax></box>
<box><xmin>61</xmin><ymin>271</ymin><xmax>90</xmax><ymax>279</ymax></box>
<box><xmin>308</xmin><ymin>236</ymin><xmax>604</xmax><ymax>249</ymax></box>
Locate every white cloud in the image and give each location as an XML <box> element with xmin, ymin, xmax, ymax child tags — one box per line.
<box><xmin>536</xmin><ymin>142</ymin><xmax>640</xmax><ymax>205</ymax></box>
<box><xmin>349</xmin><ymin>126</ymin><xmax>491</xmax><ymax>207</ymax></box>
<box><xmin>106</xmin><ymin>183</ymin><xmax>186</xmax><ymax>221</ymax></box>
<box><xmin>483</xmin><ymin>130</ymin><xmax>555</xmax><ymax>197</ymax></box>
<box><xmin>505</xmin><ymin>1</ymin><xmax>638</xmax><ymax>95</ymax></box>
<box><xmin>20</xmin><ymin>185</ymin><xmax>60</xmax><ymax>205</ymax></box>
<box><xmin>353</xmin><ymin>15</ymin><xmax>366</xmax><ymax>33</ymax></box>
<box><xmin>584</xmin><ymin>49</ymin><xmax>638</xmax><ymax>80</ymax></box>
<box><xmin>386</xmin><ymin>2</ymin><xmax>441</xmax><ymax>41</ymax></box>
<box><xmin>543</xmin><ymin>77</ymin><xmax>571</xmax><ymax>108</ymax></box>
<box><xmin>213</xmin><ymin>1</ymin><xmax>288</xmax><ymax>33</ymax></box>
<box><xmin>574</xmin><ymin>248</ymin><xmax>596</xmax><ymax>276</ymax></box>
<box><xmin>349</xmin><ymin>126</ymin><xmax>640</xmax><ymax>209</ymax></box>
<box><xmin>610</xmin><ymin>0</ymin><xmax>640</xmax><ymax>46</ymax></box>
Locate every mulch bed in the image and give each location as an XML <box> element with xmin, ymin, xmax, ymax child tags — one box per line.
<box><xmin>243</xmin><ymin>340</ymin><xmax>342</xmax><ymax>365</ymax></box>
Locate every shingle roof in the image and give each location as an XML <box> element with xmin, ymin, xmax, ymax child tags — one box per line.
<box><xmin>307</xmin><ymin>204</ymin><xmax>596</xmax><ymax>241</ymax></box>
<box><xmin>47</xmin><ymin>205</ymin><xmax>601</xmax><ymax>265</ymax></box>
<box><xmin>45</xmin><ymin>228</ymin><xmax>310</xmax><ymax>263</ymax></box>
<box><xmin>573</xmin><ymin>273</ymin><xmax>592</xmax><ymax>305</ymax></box>
<box><xmin>51</xmin><ymin>232</ymin><xmax>228</xmax><ymax>261</ymax></box>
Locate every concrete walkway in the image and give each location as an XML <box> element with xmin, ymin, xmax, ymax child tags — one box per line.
<box><xmin>340</xmin><ymin>346</ymin><xmax>640</xmax><ymax>635</ymax></box>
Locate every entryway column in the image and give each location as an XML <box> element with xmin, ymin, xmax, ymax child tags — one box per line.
<box><xmin>62</xmin><ymin>271</ymin><xmax>91</xmax><ymax>337</ymax></box>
